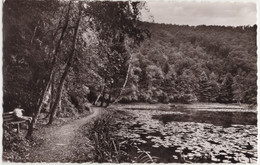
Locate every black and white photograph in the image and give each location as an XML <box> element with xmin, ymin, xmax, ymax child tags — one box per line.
<box><xmin>1</xmin><ymin>0</ymin><xmax>258</xmax><ymax>163</ymax></box>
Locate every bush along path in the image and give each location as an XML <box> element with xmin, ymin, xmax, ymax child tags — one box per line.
<box><xmin>28</xmin><ymin>107</ymin><xmax>103</xmax><ymax>162</ymax></box>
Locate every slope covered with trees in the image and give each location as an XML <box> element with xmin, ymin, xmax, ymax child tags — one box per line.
<box><xmin>119</xmin><ymin>22</ymin><xmax>257</xmax><ymax>104</ymax></box>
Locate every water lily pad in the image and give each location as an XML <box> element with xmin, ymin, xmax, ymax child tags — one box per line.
<box><xmin>172</xmin><ymin>155</ymin><xmax>178</xmax><ymax>159</ymax></box>
<box><xmin>152</xmin><ymin>145</ymin><xmax>160</xmax><ymax>148</ymax></box>
<box><xmin>223</xmin><ymin>160</ymin><xmax>231</xmax><ymax>163</ymax></box>
<box><xmin>115</xmin><ymin>105</ymin><xmax>257</xmax><ymax>163</ymax></box>
<box><xmin>175</xmin><ymin>149</ymin><xmax>181</xmax><ymax>153</ymax></box>
<box><xmin>211</xmin><ymin>157</ymin><xmax>218</xmax><ymax>162</ymax></box>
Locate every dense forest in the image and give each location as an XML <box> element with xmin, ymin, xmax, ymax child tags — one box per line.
<box><xmin>3</xmin><ymin>0</ymin><xmax>257</xmax><ymax>130</ymax></box>
<box><xmin>120</xmin><ymin>22</ymin><xmax>257</xmax><ymax>104</ymax></box>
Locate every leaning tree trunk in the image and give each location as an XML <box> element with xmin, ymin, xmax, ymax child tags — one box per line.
<box><xmin>48</xmin><ymin>8</ymin><xmax>82</xmax><ymax>124</ymax></box>
<box><xmin>94</xmin><ymin>84</ymin><xmax>105</xmax><ymax>106</ymax></box>
<box><xmin>26</xmin><ymin>2</ymin><xmax>72</xmax><ymax>138</ymax></box>
<box><xmin>30</xmin><ymin>20</ymin><xmax>40</xmax><ymax>45</ymax></box>
<box><xmin>113</xmin><ymin>49</ymin><xmax>133</xmax><ymax>103</ymax></box>
<box><xmin>113</xmin><ymin>3</ymin><xmax>136</xmax><ymax>103</ymax></box>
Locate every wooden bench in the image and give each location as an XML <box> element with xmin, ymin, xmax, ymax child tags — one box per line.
<box><xmin>3</xmin><ymin>113</ymin><xmax>31</xmax><ymax>134</ymax></box>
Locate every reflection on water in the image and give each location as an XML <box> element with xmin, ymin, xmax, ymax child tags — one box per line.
<box><xmin>115</xmin><ymin>104</ymin><xmax>257</xmax><ymax>163</ymax></box>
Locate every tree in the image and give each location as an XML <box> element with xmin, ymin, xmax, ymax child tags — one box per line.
<box><xmin>48</xmin><ymin>1</ymin><xmax>83</xmax><ymax>124</ymax></box>
<box><xmin>145</xmin><ymin>64</ymin><xmax>165</xmax><ymax>102</ymax></box>
<box><xmin>3</xmin><ymin>0</ymin><xmax>74</xmax><ymax>138</ymax></box>
<box><xmin>199</xmin><ymin>71</ymin><xmax>211</xmax><ymax>102</ymax></box>
<box><xmin>232</xmin><ymin>75</ymin><xmax>246</xmax><ymax>104</ymax></box>
<box><xmin>217</xmin><ymin>73</ymin><xmax>234</xmax><ymax>103</ymax></box>
<box><xmin>175</xmin><ymin>69</ymin><xmax>197</xmax><ymax>103</ymax></box>
<box><xmin>26</xmin><ymin>0</ymin><xmax>74</xmax><ymax>136</ymax></box>
<box><xmin>85</xmin><ymin>1</ymin><xmax>148</xmax><ymax>104</ymax></box>
<box><xmin>3</xmin><ymin>0</ymin><xmax>60</xmax><ymax>112</ymax></box>
<box><xmin>208</xmin><ymin>72</ymin><xmax>220</xmax><ymax>102</ymax></box>
<box><xmin>162</xmin><ymin>64</ymin><xmax>177</xmax><ymax>102</ymax></box>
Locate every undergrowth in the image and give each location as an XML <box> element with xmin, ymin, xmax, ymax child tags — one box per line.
<box><xmin>2</xmin><ymin>125</ymin><xmax>31</xmax><ymax>162</ymax></box>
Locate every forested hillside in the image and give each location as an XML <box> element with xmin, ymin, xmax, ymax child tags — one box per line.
<box><xmin>119</xmin><ymin>22</ymin><xmax>257</xmax><ymax>104</ymax></box>
<box><xmin>3</xmin><ymin>0</ymin><xmax>257</xmax><ymax>122</ymax></box>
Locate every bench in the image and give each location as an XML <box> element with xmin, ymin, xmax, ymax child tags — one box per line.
<box><xmin>3</xmin><ymin>113</ymin><xmax>31</xmax><ymax>134</ymax></box>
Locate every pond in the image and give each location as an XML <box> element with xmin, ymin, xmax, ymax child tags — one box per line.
<box><xmin>114</xmin><ymin>103</ymin><xmax>257</xmax><ymax>163</ymax></box>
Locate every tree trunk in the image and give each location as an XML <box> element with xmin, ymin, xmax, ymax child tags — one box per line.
<box><xmin>105</xmin><ymin>83</ymin><xmax>113</xmax><ymax>107</ymax></box>
<box><xmin>94</xmin><ymin>82</ymin><xmax>105</xmax><ymax>106</ymax></box>
<box><xmin>48</xmin><ymin>7</ymin><xmax>82</xmax><ymax>124</ymax></box>
<box><xmin>113</xmin><ymin>51</ymin><xmax>133</xmax><ymax>103</ymax></box>
<box><xmin>105</xmin><ymin>94</ymin><xmax>111</xmax><ymax>107</ymax></box>
<box><xmin>49</xmin><ymin>76</ymin><xmax>55</xmax><ymax>110</ymax></box>
<box><xmin>100</xmin><ymin>87</ymin><xmax>106</xmax><ymax>107</ymax></box>
<box><xmin>26</xmin><ymin>2</ymin><xmax>72</xmax><ymax>138</ymax></box>
<box><xmin>112</xmin><ymin>4</ymin><xmax>136</xmax><ymax>104</ymax></box>
<box><xmin>30</xmin><ymin>20</ymin><xmax>40</xmax><ymax>45</ymax></box>
<box><xmin>26</xmin><ymin>70</ymin><xmax>53</xmax><ymax>137</ymax></box>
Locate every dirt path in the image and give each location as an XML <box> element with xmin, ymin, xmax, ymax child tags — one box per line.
<box><xmin>29</xmin><ymin>107</ymin><xmax>102</xmax><ymax>162</ymax></box>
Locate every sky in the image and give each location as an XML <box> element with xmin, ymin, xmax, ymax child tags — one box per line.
<box><xmin>141</xmin><ymin>1</ymin><xmax>257</xmax><ymax>26</ymax></box>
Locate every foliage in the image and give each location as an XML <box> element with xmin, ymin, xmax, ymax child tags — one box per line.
<box><xmin>84</xmin><ymin>1</ymin><xmax>149</xmax><ymax>104</ymax></box>
<box><xmin>217</xmin><ymin>73</ymin><xmax>234</xmax><ymax>103</ymax></box>
<box><xmin>118</xmin><ymin>22</ymin><xmax>256</xmax><ymax>104</ymax></box>
<box><xmin>3</xmin><ymin>0</ymin><xmax>60</xmax><ymax>113</ymax></box>
<box><xmin>89</xmin><ymin>112</ymin><xmax>129</xmax><ymax>163</ymax></box>
<box><xmin>199</xmin><ymin>71</ymin><xmax>211</xmax><ymax>102</ymax></box>
<box><xmin>3</xmin><ymin>0</ymin><xmax>148</xmax><ymax>124</ymax></box>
